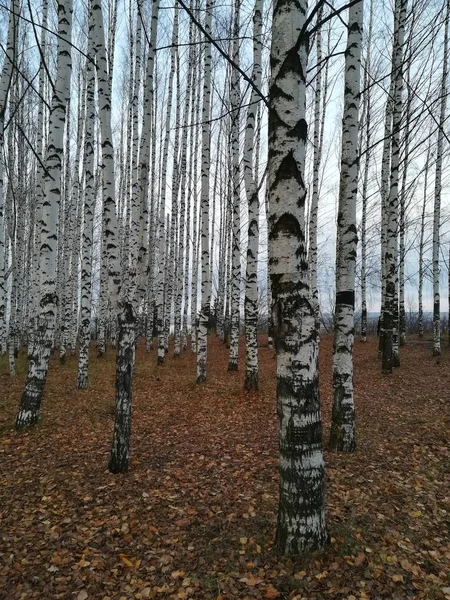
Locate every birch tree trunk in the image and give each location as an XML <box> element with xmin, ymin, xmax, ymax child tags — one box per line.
<box><xmin>16</xmin><ymin>0</ymin><xmax>73</xmax><ymax>428</ymax></box>
<box><xmin>418</xmin><ymin>175</ymin><xmax>427</xmax><ymax>337</ymax></box>
<box><xmin>382</xmin><ymin>0</ymin><xmax>407</xmax><ymax>374</ymax></box>
<box><xmin>398</xmin><ymin>65</ymin><xmax>411</xmax><ymax>348</ymax></box>
<box><xmin>156</xmin><ymin>14</ymin><xmax>177</xmax><ymax>365</ymax></box>
<box><xmin>269</xmin><ymin>0</ymin><xmax>327</xmax><ymax>554</ymax></box>
<box><xmin>0</xmin><ymin>0</ymin><xmax>19</xmax><ymax>356</ymax></box>
<box><xmin>244</xmin><ymin>0</ymin><xmax>263</xmax><ymax>391</ymax></box>
<box><xmin>77</xmin><ymin>4</ymin><xmax>97</xmax><ymax>388</ymax></box>
<box><xmin>329</xmin><ymin>0</ymin><xmax>363</xmax><ymax>453</ymax></box>
<box><xmin>378</xmin><ymin>76</ymin><xmax>395</xmax><ymax>358</ymax></box>
<box><xmin>227</xmin><ymin>0</ymin><xmax>241</xmax><ymax>373</ymax></box>
<box><xmin>308</xmin><ymin>2</ymin><xmax>324</xmax><ymax>323</ymax></box>
<box><xmin>360</xmin><ymin>0</ymin><xmax>373</xmax><ymax>343</ymax></box>
<box><xmin>196</xmin><ymin>0</ymin><xmax>213</xmax><ymax>383</ymax></box>
<box><xmin>432</xmin><ymin>0</ymin><xmax>449</xmax><ymax>357</ymax></box>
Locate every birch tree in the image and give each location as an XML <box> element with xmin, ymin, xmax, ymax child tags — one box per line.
<box><xmin>243</xmin><ymin>0</ymin><xmax>263</xmax><ymax>391</ymax></box>
<box><xmin>227</xmin><ymin>0</ymin><xmax>241</xmax><ymax>373</ymax></box>
<box><xmin>77</xmin><ymin>2</ymin><xmax>97</xmax><ymax>388</ymax></box>
<box><xmin>432</xmin><ymin>0</ymin><xmax>450</xmax><ymax>357</ymax></box>
<box><xmin>196</xmin><ymin>0</ymin><xmax>213</xmax><ymax>383</ymax></box>
<box><xmin>0</xmin><ymin>0</ymin><xmax>19</xmax><ymax>356</ymax></box>
<box><xmin>16</xmin><ymin>0</ymin><xmax>73</xmax><ymax>428</ymax></box>
<box><xmin>329</xmin><ymin>0</ymin><xmax>363</xmax><ymax>453</ymax></box>
<box><xmin>382</xmin><ymin>0</ymin><xmax>407</xmax><ymax>375</ymax></box>
<box><xmin>269</xmin><ymin>0</ymin><xmax>327</xmax><ymax>554</ymax></box>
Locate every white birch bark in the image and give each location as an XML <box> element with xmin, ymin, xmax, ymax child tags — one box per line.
<box><xmin>308</xmin><ymin>2</ymin><xmax>324</xmax><ymax>323</ymax></box>
<box><xmin>16</xmin><ymin>0</ymin><xmax>73</xmax><ymax>428</ymax></box>
<box><xmin>139</xmin><ymin>0</ymin><xmax>160</xmax><ymax>351</ymax></box>
<box><xmin>190</xmin><ymin>40</ymin><xmax>202</xmax><ymax>354</ymax></box>
<box><xmin>270</xmin><ymin>0</ymin><xmax>327</xmax><ymax>554</ymax></box>
<box><xmin>0</xmin><ymin>0</ymin><xmax>19</xmax><ymax>355</ymax></box>
<box><xmin>175</xmin><ymin>21</ymin><xmax>194</xmax><ymax>357</ymax></box>
<box><xmin>378</xmin><ymin>76</ymin><xmax>395</xmax><ymax>358</ymax></box>
<box><xmin>432</xmin><ymin>0</ymin><xmax>449</xmax><ymax>357</ymax></box>
<box><xmin>244</xmin><ymin>0</ymin><xmax>263</xmax><ymax>391</ymax></box>
<box><xmin>382</xmin><ymin>0</ymin><xmax>407</xmax><ymax>374</ymax></box>
<box><xmin>156</xmin><ymin>14</ymin><xmax>177</xmax><ymax>365</ymax></box>
<box><xmin>329</xmin><ymin>0</ymin><xmax>363</xmax><ymax>453</ymax></box>
<box><xmin>398</xmin><ymin>66</ymin><xmax>411</xmax><ymax>348</ymax></box>
<box><xmin>418</xmin><ymin>141</ymin><xmax>430</xmax><ymax>338</ymax></box>
<box><xmin>360</xmin><ymin>0</ymin><xmax>373</xmax><ymax>343</ymax></box>
<box><xmin>77</xmin><ymin>5</ymin><xmax>97</xmax><ymax>389</ymax></box>
<box><xmin>196</xmin><ymin>0</ymin><xmax>213</xmax><ymax>383</ymax></box>
<box><xmin>227</xmin><ymin>0</ymin><xmax>241</xmax><ymax>372</ymax></box>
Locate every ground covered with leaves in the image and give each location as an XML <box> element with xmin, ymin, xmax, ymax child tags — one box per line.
<box><xmin>1</xmin><ymin>335</ymin><xmax>449</xmax><ymax>600</ymax></box>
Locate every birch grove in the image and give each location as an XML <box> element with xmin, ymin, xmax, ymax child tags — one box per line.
<box><xmin>1</xmin><ymin>0</ymin><xmax>450</xmax><ymax>557</ymax></box>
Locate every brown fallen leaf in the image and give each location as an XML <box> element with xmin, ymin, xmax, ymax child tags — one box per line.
<box><xmin>265</xmin><ymin>584</ymin><xmax>280</xmax><ymax>598</ymax></box>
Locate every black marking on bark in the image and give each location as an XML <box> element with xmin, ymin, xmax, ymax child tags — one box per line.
<box><xmin>335</xmin><ymin>290</ymin><xmax>355</xmax><ymax>308</ymax></box>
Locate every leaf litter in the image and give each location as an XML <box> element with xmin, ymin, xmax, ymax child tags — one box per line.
<box><xmin>0</xmin><ymin>335</ymin><xmax>449</xmax><ymax>599</ymax></box>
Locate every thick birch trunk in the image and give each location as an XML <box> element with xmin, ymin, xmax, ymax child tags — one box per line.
<box><xmin>16</xmin><ymin>0</ymin><xmax>73</xmax><ymax>428</ymax></box>
<box><xmin>270</xmin><ymin>0</ymin><xmax>327</xmax><ymax>554</ymax></box>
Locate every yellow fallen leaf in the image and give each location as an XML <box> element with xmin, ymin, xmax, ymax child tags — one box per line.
<box><xmin>171</xmin><ymin>570</ymin><xmax>185</xmax><ymax>579</ymax></box>
<box><xmin>240</xmin><ymin>537</ymin><xmax>248</xmax><ymax>545</ymax></box>
<box><xmin>392</xmin><ymin>574</ymin><xmax>404</xmax><ymax>583</ymax></box>
<box><xmin>409</xmin><ymin>510</ymin><xmax>422</xmax><ymax>518</ymax></box>
<box><xmin>294</xmin><ymin>570</ymin><xmax>307</xmax><ymax>580</ymax></box>
<box><xmin>119</xmin><ymin>554</ymin><xmax>134</xmax><ymax>568</ymax></box>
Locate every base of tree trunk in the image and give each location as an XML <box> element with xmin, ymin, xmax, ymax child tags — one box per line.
<box><xmin>392</xmin><ymin>353</ymin><xmax>400</xmax><ymax>367</ymax></box>
<box><xmin>157</xmin><ymin>356</ymin><xmax>164</xmax><ymax>365</ymax></box>
<box><xmin>77</xmin><ymin>375</ymin><xmax>88</xmax><ymax>389</ymax></box>
<box><xmin>108</xmin><ymin>453</ymin><xmax>129</xmax><ymax>474</ymax></box>
<box><xmin>328</xmin><ymin>429</ymin><xmax>356</xmax><ymax>452</ymax></box>
<box><xmin>244</xmin><ymin>370</ymin><xmax>258</xmax><ymax>391</ymax></box>
<box><xmin>433</xmin><ymin>348</ymin><xmax>441</xmax><ymax>357</ymax></box>
<box><xmin>360</xmin><ymin>336</ymin><xmax>367</xmax><ymax>342</ymax></box>
<box><xmin>173</xmin><ymin>351</ymin><xmax>180</xmax><ymax>358</ymax></box>
<box><xmin>59</xmin><ymin>354</ymin><xmax>66</xmax><ymax>365</ymax></box>
<box><xmin>228</xmin><ymin>361</ymin><xmax>238</xmax><ymax>372</ymax></box>
<box><xmin>275</xmin><ymin>510</ymin><xmax>329</xmax><ymax>555</ymax></box>
<box><xmin>196</xmin><ymin>374</ymin><xmax>206</xmax><ymax>384</ymax></box>
<box><xmin>16</xmin><ymin>406</ymin><xmax>39</xmax><ymax>429</ymax></box>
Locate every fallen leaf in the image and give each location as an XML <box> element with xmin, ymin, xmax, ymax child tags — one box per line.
<box><xmin>119</xmin><ymin>554</ymin><xmax>134</xmax><ymax>568</ymax></box>
<box><xmin>265</xmin><ymin>584</ymin><xmax>280</xmax><ymax>598</ymax></box>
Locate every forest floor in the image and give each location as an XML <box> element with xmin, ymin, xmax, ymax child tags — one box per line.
<box><xmin>1</xmin><ymin>335</ymin><xmax>450</xmax><ymax>600</ymax></box>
